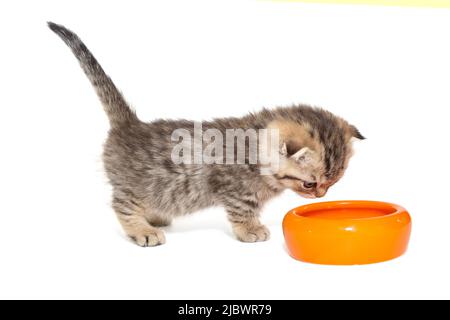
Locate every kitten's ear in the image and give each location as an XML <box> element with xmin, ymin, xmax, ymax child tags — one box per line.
<box><xmin>290</xmin><ymin>147</ymin><xmax>315</xmax><ymax>164</ymax></box>
<box><xmin>349</xmin><ymin>125</ymin><xmax>365</xmax><ymax>140</ymax></box>
<box><xmin>280</xmin><ymin>142</ymin><xmax>288</xmax><ymax>156</ymax></box>
<box><xmin>281</xmin><ymin>140</ymin><xmax>303</xmax><ymax>157</ymax></box>
<box><xmin>280</xmin><ymin>142</ymin><xmax>315</xmax><ymax>164</ymax></box>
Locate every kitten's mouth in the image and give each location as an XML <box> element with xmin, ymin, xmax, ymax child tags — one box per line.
<box><xmin>296</xmin><ymin>191</ymin><xmax>317</xmax><ymax>199</ymax></box>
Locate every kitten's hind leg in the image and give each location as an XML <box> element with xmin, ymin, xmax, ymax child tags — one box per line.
<box><xmin>113</xmin><ymin>197</ymin><xmax>166</xmax><ymax>247</ymax></box>
<box><xmin>225</xmin><ymin>202</ymin><xmax>270</xmax><ymax>243</ymax></box>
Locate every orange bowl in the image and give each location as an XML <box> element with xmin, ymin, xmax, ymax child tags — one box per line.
<box><xmin>282</xmin><ymin>201</ymin><xmax>412</xmax><ymax>265</ymax></box>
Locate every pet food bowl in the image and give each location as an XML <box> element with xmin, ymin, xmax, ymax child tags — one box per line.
<box><xmin>282</xmin><ymin>201</ymin><xmax>412</xmax><ymax>265</ymax></box>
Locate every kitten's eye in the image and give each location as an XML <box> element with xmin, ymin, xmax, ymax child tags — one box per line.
<box><xmin>303</xmin><ymin>182</ymin><xmax>317</xmax><ymax>189</ymax></box>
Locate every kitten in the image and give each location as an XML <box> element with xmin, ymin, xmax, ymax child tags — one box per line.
<box><xmin>48</xmin><ymin>22</ymin><xmax>364</xmax><ymax>247</ymax></box>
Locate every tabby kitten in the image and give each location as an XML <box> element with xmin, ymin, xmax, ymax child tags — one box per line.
<box><xmin>48</xmin><ymin>22</ymin><xmax>364</xmax><ymax>247</ymax></box>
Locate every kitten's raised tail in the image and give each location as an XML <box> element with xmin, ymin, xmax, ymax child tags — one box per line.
<box><xmin>48</xmin><ymin>22</ymin><xmax>138</xmax><ymax>127</ymax></box>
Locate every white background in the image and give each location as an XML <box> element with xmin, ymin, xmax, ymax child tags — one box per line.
<box><xmin>1</xmin><ymin>0</ymin><xmax>449</xmax><ymax>300</ymax></box>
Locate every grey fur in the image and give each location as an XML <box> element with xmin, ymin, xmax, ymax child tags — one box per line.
<box><xmin>48</xmin><ymin>22</ymin><xmax>363</xmax><ymax>246</ymax></box>
<box><xmin>47</xmin><ymin>22</ymin><xmax>137</xmax><ymax>127</ymax></box>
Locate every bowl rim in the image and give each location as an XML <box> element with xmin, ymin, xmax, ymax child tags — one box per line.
<box><xmin>288</xmin><ymin>200</ymin><xmax>407</xmax><ymax>222</ymax></box>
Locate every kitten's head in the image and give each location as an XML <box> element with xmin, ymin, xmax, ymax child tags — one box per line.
<box><xmin>266</xmin><ymin>107</ymin><xmax>364</xmax><ymax>199</ymax></box>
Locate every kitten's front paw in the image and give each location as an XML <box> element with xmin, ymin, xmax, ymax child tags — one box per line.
<box><xmin>147</xmin><ymin>215</ymin><xmax>172</xmax><ymax>227</ymax></box>
<box><xmin>129</xmin><ymin>229</ymin><xmax>166</xmax><ymax>247</ymax></box>
<box><xmin>233</xmin><ymin>224</ymin><xmax>270</xmax><ymax>243</ymax></box>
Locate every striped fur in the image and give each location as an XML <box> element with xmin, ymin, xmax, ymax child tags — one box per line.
<box><xmin>48</xmin><ymin>23</ymin><xmax>364</xmax><ymax>246</ymax></box>
<box><xmin>48</xmin><ymin>22</ymin><xmax>137</xmax><ymax>127</ymax></box>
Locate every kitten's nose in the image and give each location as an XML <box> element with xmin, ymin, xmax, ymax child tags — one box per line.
<box><xmin>315</xmin><ymin>188</ymin><xmax>327</xmax><ymax>198</ymax></box>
